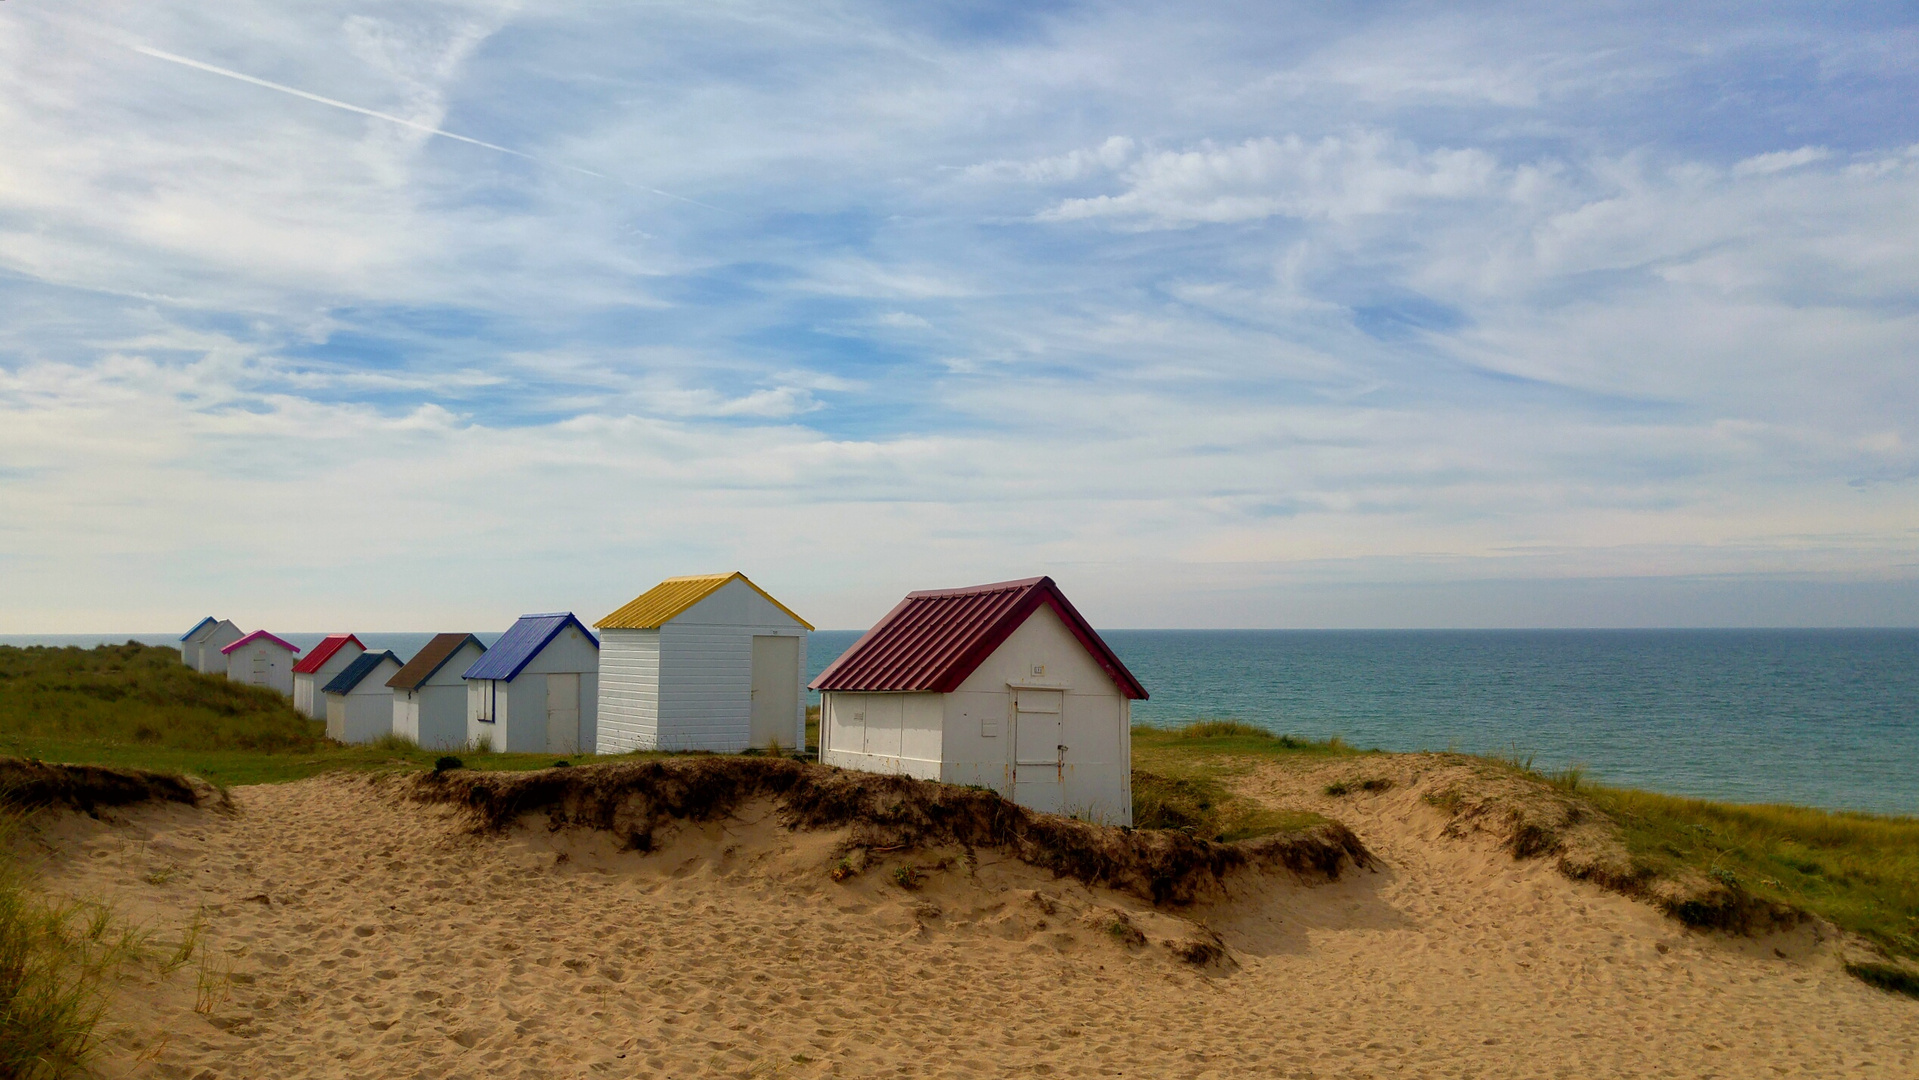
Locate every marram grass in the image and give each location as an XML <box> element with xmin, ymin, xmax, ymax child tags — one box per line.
<box><xmin>0</xmin><ymin>817</ymin><xmax>142</xmax><ymax>1079</ymax></box>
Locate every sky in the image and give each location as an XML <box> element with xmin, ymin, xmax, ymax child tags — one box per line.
<box><xmin>1</xmin><ymin>1</ymin><xmax>1916</xmax><ymax>632</ymax></box>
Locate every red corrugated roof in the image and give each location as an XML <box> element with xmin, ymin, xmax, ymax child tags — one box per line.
<box><xmin>292</xmin><ymin>633</ymin><xmax>365</xmax><ymax>674</ymax></box>
<box><xmin>220</xmin><ymin>629</ymin><xmax>300</xmax><ymax>655</ymax></box>
<box><xmin>810</xmin><ymin>577</ymin><xmax>1147</xmax><ymax>699</ymax></box>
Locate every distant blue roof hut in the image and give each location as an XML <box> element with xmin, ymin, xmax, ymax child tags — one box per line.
<box><xmin>463</xmin><ymin>614</ymin><xmax>599</xmax><ymax>755</ymax></box>
<box><xmin>179</xmin><ymin>617</ymin><xmax>243</xmax><ymax>674</ymax></box>
<box><xmin>323</xmin><ymin>650</ymin><xmax>402</xmax><ymax>745</ymax></box>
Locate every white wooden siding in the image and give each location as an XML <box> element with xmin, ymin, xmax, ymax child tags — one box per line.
<box><xmin>595</xmin><ymin>577</ymin><xmax>808</xmax><ymax>753</ymax></box>
<box><xmin>824</xmin><ymin>604</ymin><xmax>1133</xmax><ymax>825</ymax></box>
<box><xmin>408</xmin><ymin>641</ymin><xmax>483</xmax><ymax>751</ymax></box>
<box><xmin>324</xmin><ymin>656</ymin><xmax>402</xmax><ymax>744</ymax></box>
<box><xmin>222</xmin><ymin>640</ymin><xmax>297</xmax><ymax>698</ymax></box>
<box><xmin>819</xmin><ymin>692</ymin><xmax>944</xmax><ymax>781</ymax></box>
<box><xmin>293</xmin><ymin>644</ymin><xmax>365</xmax><ymax>719</ymax></box>
<box><xmin>596</xmin><ymin>628</ymin><xmax>661</xmax><ymax>753</ymax></box>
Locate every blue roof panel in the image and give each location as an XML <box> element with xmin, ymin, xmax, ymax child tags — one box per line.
<box><xmin>181</xmin><ymin>616</ymin><xmax>217</xmax><ymax>642</ymax></box>
<box><xmin>322</xmin><ymin>651</ymin><xmax>400</xmax><ymax>696</ymax></box>
<box><xmin>462</xmin><ymin>613</ymin><xmax>597</xmax><ymax>682</ymax></box>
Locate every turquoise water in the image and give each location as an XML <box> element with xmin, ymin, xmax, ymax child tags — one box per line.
<box><xmin>807</xmin><ymin>629</ymin><xmax>1919</xmax><ymax>817</ymax></box>
<box><xmin>11</xmin><ymin>629</ymin><xmax>1915</xmax><ymax>816</ymax></box>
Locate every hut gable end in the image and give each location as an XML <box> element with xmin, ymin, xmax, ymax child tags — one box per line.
<box><xmin>950</xmin><ymin>603</ymin><xmax>1118</xmax><ymax>697</ymax></box>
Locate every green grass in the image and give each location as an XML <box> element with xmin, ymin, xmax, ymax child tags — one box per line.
<box><xmin>1132</xmin><ymin>719</ymin><xmax>1359</xmax><ymax>771</ymax></box>
<box><xmin>0</xmin><ymin>815</ymin><xmax>143</xmax><ymax>1079</ymax></box>
<box><xmin>0</xmin><ymin>644</ymin><xmax>619</xmax><ymax>786</ymax></box>
<box><xmin>1132</xmin><ymin>768</ymin><xmax>1325</xmax><ymax>842</ymax></box>
<box><xmin>1581</xmin><ymin>784</ymin><xmax>1919</xmax><ymax>964</ymax></box>
<box><xmin>1130</xmin><ymin>721</ymin><xmax>1345</xmax><ymax>841</ymax></box>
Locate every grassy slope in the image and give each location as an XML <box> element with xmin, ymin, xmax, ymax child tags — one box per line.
<box><xmin>0</xmin><ymin>644</ymin><xmax>597</xmax><ymax>786</ymax></box>
<box><xmin>1131</xmin><ymin>720</ymin><xmax>1351</xmax><ymax>841</ymax></box>
<box><xmin>1582</xmin><ymin>782</ymin><xmax>1919</xmax><ymax>963</ymax></box>
<box><xmin>1137</xmin><ymin>719</ymin><xmax>1917</xmax><ymax>974</ymax></box>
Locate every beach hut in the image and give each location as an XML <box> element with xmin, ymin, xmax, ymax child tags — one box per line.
<box><xmin>322</xmin><ymin>650</ymin><xmax>403</xmax><ymax>744</ymax></box>
<box><xmin>595</xmin><ymin>573</ymin><xmax>812</xmax><ymax>754</ymax></box>
<box><xmin>463</xmin><ymin>614</ymin><xmax>599</xmax><ymax>755</ymax></box>
<box><xmin>291</xmin><ymin>634</ymin><xmax>366</xmax><ymax>719</ymax></box>
<box><xmin>179</xmin><ymin>617</ymin><xmax>243</xmax><ymax>673</ymax></box>
<box><xmin>811</xmin><ymin>576</ymin><xmax>1147</xmax><ymax>825</ymax></box>
<box><xmin>220</xmin><ymin>630</ymin><xmax>301</xmax><ymax>698</ymax></box>
<box><xmin>388</xmin><ymin>633</ymin><xmax>487</xmax><ymax>751</ymax></box>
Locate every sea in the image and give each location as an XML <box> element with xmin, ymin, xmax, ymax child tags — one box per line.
<box><xmin>8</xmin><ymin>628</ymin><xmax>1915</xmax><ymax>817</ymax></box>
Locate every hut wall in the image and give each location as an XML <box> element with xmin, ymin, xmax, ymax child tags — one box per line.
<box><xmin>819</xmin><ymin>691</ymin><xmax>945</xmax><ymax>781</ymax></box>
<box><xmin>596</xmin><ymin>627</ymin><xmax>661</xmax><ymax>752</ymax></box>
<box><xmin>945</xmin><ymin>604</ymin><xmax>1132</xmax><ymax>826</ymax></box>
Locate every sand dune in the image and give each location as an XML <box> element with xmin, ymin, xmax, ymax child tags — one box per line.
<box><xmin>19</xmin><ymin>769</ymin><xmax>1916</xmax><ymax>1079</ymax></box>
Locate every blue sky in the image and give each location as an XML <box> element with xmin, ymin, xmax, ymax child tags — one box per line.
<box><xmin>1</xmin><ymin>1</ymin><xmax>1915</xmax><ymax>631</ymax></box>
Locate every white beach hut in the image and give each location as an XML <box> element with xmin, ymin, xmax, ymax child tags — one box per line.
<box><xmin>220</xmin><ymin>630</ymin><xmax>301</xmax><ymax>698</ymax></box>
<box><xmin>179</xmin><ymin>617</ymin><xmax>243</xmax><ymax>674</ymax></box>
<box><xmin>811</xmin><ymin>577</ymin><xmax>1148</xmax><ymax>825</ymax></box>
<box><xmin>463</xmin><ymin>614</ymin><xmax>599</xmax><ymax>755</ymax></box>
<box><xmin>388</xmin><ymin>633</ymin><xmax>487</xmax><ymax>751</ymax></box>
<box><xmin>595</xmin><ymin>572</ymin><xmax>812</xmax><ymax>754</ymax></box>
<box><xmin>323</xmin><ymin>650</ymin><xmax>403</xmax><ymax>744</ymax></box>
<box><xmin>291</xmin><ymin>634</ymin><xmax>366</xmax><ymax>720</ymax></box>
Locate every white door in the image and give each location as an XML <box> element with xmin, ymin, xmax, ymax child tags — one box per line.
<box><xmin>251</xmin><ymin>651</ymin><xmax>267</xmax><ymax>685</ymax></box>
<box><xmin>546</xmin><ymin>673</ymin><xmax>580</xmax><ymax>755</ymax></box>
<box><xmin>1013</xmin><ymin>688</ymin><xmax>1065</xmax><ymax>814</ymax></box>
<box><xmin>750</xmin><ymin>635</ymin><xmax>800</xmax><ymax>751</ymax></box>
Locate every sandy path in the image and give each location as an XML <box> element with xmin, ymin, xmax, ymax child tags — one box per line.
<box><xmin>22</xmin><ymin>771</ymin><xmax>1917</xmax><ymax>1079</ymax></box>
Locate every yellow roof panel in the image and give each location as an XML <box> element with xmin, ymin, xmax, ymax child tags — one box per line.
<box><xmin>595</xmin><ymin>572</ymin><xmax>813</xmax><ymax>630</ymax></box>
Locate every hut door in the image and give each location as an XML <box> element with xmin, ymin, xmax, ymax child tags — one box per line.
<box><xmin>750</xmin><ymin>636</ymin><xmax>799</xmax><ymax>751</ymax></box>
<box><xmin>546</xmin><ymin>673</ymin><xmax>580</xmax><ymax>754</ymax></box>
<box><xmin>1013</xmin><ymin>689</ymin><xmax>1065</xmax><ymax>814</ymax></box>
<box><xmin>250</xmin><ymin>652</ymin><xmax>266</xmax><ymax>685</ymax></box>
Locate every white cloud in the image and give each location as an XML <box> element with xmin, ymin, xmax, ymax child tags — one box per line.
<box><xmin>0</xmin><ymin>1</ymin><xmax>1915</xmax><ymax>629</ymax></box>
<box><xmin>964</xmin><ymin>136</ymin><xmax>1136</xmax><ymax>182</ymax></box>
<box><xmin>1732</xmin><ymin>146</ymin><xmax>1831</xmax><ymax>176</ymax></box>
<box><xmin>1036</xmin><ymin>132</ymin><xmax>1500</xmax><ymax>226</ymax></box>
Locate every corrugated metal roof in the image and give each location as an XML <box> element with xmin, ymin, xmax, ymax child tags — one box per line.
<box><xmin>809</xmin><ymin>576</ymin><xmax>1147</xmax><ymax>699</ymax></box>
<box><xmin>322</xmin><ymin>651</ymin><xmax>400</xmax><ymax>696</ymax></box>
<box><xmin>596</xmin><ymin>572</ymin><xmax>813</xmax><ymax>630</ymax></box>
<box><xmin>462</xmin><ymin>613</ymin><xmax>598</xmax><ymax>682</ymax></box>
<box><xmin>180</xmin><ymin>617</ymin><xmax>217</xmax><ymax>642</ymax></box>
<box><xmin>220</xmin><ymin>630</ymin><xmax>299</xmax><ymax>655</ymax></box>
<box><xmin>386</xmin><ymin>633</ymin><xmax>485</xmax><ymax>690</ymax></box>
<box><xmin>292</xmin><ymin>633</ymin><xmax>365</xmax><ymax>675</ymax></box>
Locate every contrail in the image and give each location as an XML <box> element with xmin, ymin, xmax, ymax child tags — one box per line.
<box><xmin>132</xmin><ymin>44</ymin><xmax>727</xmax><ymax>212</ymax></box>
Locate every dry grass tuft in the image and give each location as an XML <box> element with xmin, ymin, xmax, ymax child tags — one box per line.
<box><xmin>0</xmin><ymin>758</ymin><xmax>204</xmax><ymax>815</ymax></box>
<box><xmin>0</xmin><ymin>813</ymin><xmax>145</xmax><ymax>1079</ymax></box>
<box><xmin>412</xmin><ymin>756</ymin><xmax>1371</xmax><ymax>906</ymax></box>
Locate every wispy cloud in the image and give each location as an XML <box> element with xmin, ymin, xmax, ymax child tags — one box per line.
<box><xmin>0</xmin><ymin>1</ymin><xmax>1915</xmax><ymax>629</ymax></box>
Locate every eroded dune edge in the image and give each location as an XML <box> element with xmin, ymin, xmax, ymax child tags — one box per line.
<box><xmin>13</xmin><ymin>761</ymin><xmax>1919</xmax><ymax>1079</ymax></box>
<box><xmin>409</xmin><ymin>757</ymin><xmax>1370</xmax><ymax>907</ymax></box>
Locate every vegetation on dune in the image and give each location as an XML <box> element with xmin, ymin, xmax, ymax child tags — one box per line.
<box><xmin>0</xmin><ymin>643</ymin><xmax>319</xmax><ymax>753</ymax></box>
<box><xmin>415</xmin><ymin>755</ymin><xmax>1370</xmax><ymax>905</ymax></box>
<box><xmin>0</xmin><ymin>644</ymin><xmax>606</xmax><ymax>785</ymax></box>
<box><xmin>1133</xmin><ymin>719</ymin><xmax>1358</xmax><ymax>761</ymax></box>
<box><xmin>0</xmin><ymin>847</ymin><xmax>138</xmax><ymax>1079</ymax></box>
<box><xmin>1418</xmin><ymin>752</ymin><xmax>1919</xmax><ymax>991</ymax></box>
<box><xmin>1132</xmin><ymin>770</ymin><xmax>1327</xmax><ymax>842</ymax></box>
<box><xmin>6</xmin><ymin>646</ymin><xmax>1912</xmax><ymax>988</ymax></box>
<box><xmin>1140</xmin><ymin>716</ymin><xmax>1918</xmax><ymax>992</ymax></box>
<box><xmin>1581</xmin><ymin>784</ymin><xmax>1919</xmax><ymax>966</ymax></box>
<box><xmin>1131</xmin><ymin>720</ymin><xmax>1352</xmax><ymax>843</ymax></box>
<box><xmin>0</xmin><ymin>771</ymin><xmax>187</xmax><ymax>1080</ymax></box>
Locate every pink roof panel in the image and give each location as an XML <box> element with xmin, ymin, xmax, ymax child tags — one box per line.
<box><xmin>220</xmin><ymin>630</ymin><xmax>300</xmax><ymax>655</ymax></box>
